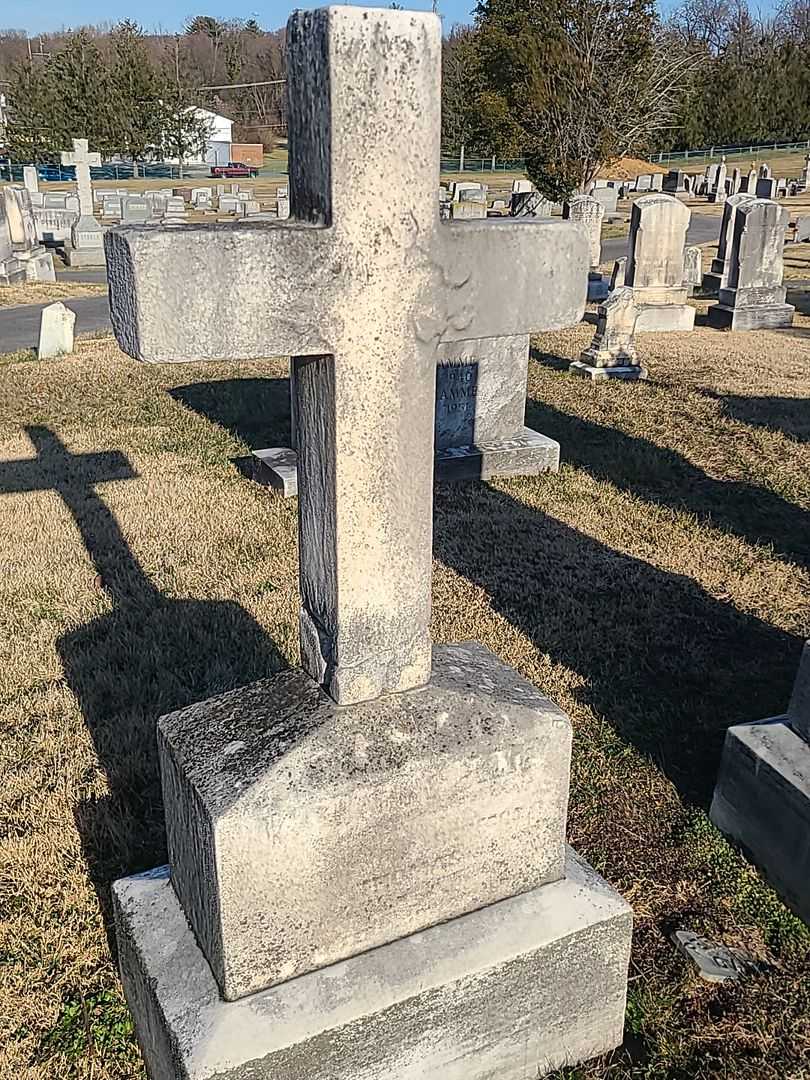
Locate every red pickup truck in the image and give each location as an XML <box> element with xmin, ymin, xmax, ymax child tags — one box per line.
<box><xmin>210</xmin><ymin>161</ymin><xmax>259</xmax><ymax>178</ymax></box>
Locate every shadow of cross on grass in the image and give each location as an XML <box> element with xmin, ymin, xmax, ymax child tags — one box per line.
<box><xmin>524</xmin><ymin>397</ymin><xmax>810</xmax><ymax>569</ymax></box>
<box><xmin>434</xmin><ymin>481</ymin><xmax>802</xmax><ymax>807</ymax></box>
<box><xmin>0</xmin><ymin>426</ymin><xmax>285</xmax><ymax>950</ymax></box>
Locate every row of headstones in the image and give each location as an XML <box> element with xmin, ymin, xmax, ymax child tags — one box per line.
<box><xmin>674</xmin><ymin>156</ymin><xmax>810</xmax><ymax>203</ymax></box>
<box><xmin>574</xmin><ymin>191</ymin><xmax>794</xmax><ymax>380</ymax></box>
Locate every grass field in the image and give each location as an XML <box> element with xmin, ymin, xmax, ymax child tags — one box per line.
<box><xmin>0</xmin><ymin>316</ymin><xmax>809</xmax><ymax>1079</ymax></box>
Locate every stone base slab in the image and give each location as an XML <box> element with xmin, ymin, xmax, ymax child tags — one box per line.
<box><xmin>113</xmin><ymin>847</ymin><xmax>632</xmax><ymax>1080</ymax></box>
<box><xmin>62</xmin><ymin>246</ymin><xmax>107</xmax><ymax>267</ymax></box>
<box><xmin>435</xmin><ymin>426</ymin><xmax>559</xmax><ymax>482</ymax></box>
<box><xmin>252</xmin><ymin>428</ymin><xmax>560</xmax><ymax>496</ymax></box>
<box><xmin>707</xmin><ymin>303</ymin><xmax>795</xmax><ymax>331</ymax></box>
<box><xmin>710</xmin><ymin>718</ymin><xmax>810</xmax><ymax>925</ymax></box>
<box><xmin>252</xmin><ymin>447</ymin><xmax>298</xmax><ymax>497</ymax></box>
<box><xmin>634</xmin><ymin>303</ymin><xmax>695</xmax><ymax>332</ymax></box>
<box><xmin>569</xmin><ymin>361</ymin><xmax>648</xmax><ymax>382</ymax></box>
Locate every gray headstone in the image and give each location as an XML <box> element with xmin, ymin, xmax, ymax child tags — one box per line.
<box><xmin>795</xmin><ymin>216</ymin><xmax>810</xmax><ymax>243</ymax></box>
<box><xmin>564</xmin><ymin>194</ymin><xmax>604</xmax><ymax>268</ymax></box>
<box><xmin>625</xmin><ymin>193</ymin><xmax>695</xmax><ymax>331</ymax></box>
<box><xmin>709</xmin><ymin>198</ymin><xmax>794</xmax><ymax>330</ymax></box>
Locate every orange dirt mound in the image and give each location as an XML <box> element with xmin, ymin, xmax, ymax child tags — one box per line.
<box><xmin>596</xmin><ymin>156</ymin><xmax>668</xmax><ymax>179</ymax></box>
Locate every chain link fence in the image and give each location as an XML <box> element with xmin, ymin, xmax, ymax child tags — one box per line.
<box><xmin>654</xmin><ymin>138</ymin><xmax>810</xmax><ymax>167</ymax></box>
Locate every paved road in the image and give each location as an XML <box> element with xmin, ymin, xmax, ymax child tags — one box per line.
<box><xmin>601</xmin><ymin>212</ymin><xmax>720</xmax><ymax>266</ymax></box>
<box><xmin>0</xmin><ymin>215</ymin><xmax>725</xmax><ymax>353</ymax></box>
<box><xmin>0</xmin><ymin>294</ymin><xmax>111</xmax><ymax>353</ymax></box>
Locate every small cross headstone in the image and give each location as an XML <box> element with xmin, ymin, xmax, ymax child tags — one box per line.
<box><xmin>38</xmin><ymin>301</ymin><xmax>76</xmax><ymax>358</ymax></box>
<box><xmin>60</xmin><ymin>137</ymin><xmax>105</xmax><ymax>266</ymax></box>
<box><xmin>106</xmin><ymin>10</ymin><xmax>629</xmax><ymax>1079</ymax></box>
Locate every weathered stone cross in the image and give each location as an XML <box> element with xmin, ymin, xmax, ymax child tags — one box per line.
<box><xmin>60</xmin><ymin>137</ymin><xmax>101</xmax><ymax>219</ymax></box>
<box><xmin>107</xmin><ymin>6</ymin><xmax>586</xmax><ymax>707</ymax></box>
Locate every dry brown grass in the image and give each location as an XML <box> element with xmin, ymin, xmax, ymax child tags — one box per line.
<box><xmin>0</xmin><ymin>323</ymin><xmax>808</xmax><ymax>1079</ymax></box>
<box><xmin>0</xmin><ymin>282</ymin><xmax>107</xmax><ymax>308</ymax></box>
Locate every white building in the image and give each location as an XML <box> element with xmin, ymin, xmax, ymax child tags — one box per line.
<box><xmin>161</xmin><ymin>108</ymin><xmax>233</xmax><ymax>166</ymax></box>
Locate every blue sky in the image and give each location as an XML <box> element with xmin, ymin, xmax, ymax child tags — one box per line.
<box><xmin>3</xmin><ymin>0</ymin><xmax>481</xmax><ymax>36</ymax></box>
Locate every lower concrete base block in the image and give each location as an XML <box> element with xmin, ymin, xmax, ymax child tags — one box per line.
<box><xmin>710</xmin><ymin>718</ymin><xmax>810</xmax><ymax>925</ymax></box>
<box><xmin>569</xmin><ymin>360</ymin><xmax>648</xmax><ymax>382</ymax></box>
<box><xmin>634</xmin><ymin>304</ymin><xmax>695</xmax><ymax>332</ymax></box>
<box><xmin>707</xmin><ymin>303</ymin><xmax>795</xmax><ymax>331</ymax></box>
<box><xmin>63</xmin><ymin>246</ymin><xmax>107</xmax><ymax>267</ymax></box>
<box><xmin>113</xmin><ymin>847</ymin><xmax>632</xmax><ymax>1080</ymax></box>
<box><xmin>435</xmin><ymin>426</ymin><xmax>559</xmax><ymax>482</ymax></box>
<box><xmin>251</xmin><ymin>430</ymin><xmax>559</xmax><ymax>493</ymax></box>
<box><xmin>252</xmin><ymin>447</ymin><xmax>298</xmax><ymax>498</ymax></box>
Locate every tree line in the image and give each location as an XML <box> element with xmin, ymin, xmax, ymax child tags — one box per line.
<box><xmin>2</xmin><ymin>0</ymin><xmax>809</xmax><ymax>193</ymax></box>
<box><xmin>441</xmin><ymin>0</ymin><xmax>810</xmax><ymax>195</ymax></box>
<box><xmin>0</xmin><ymin>17</ymin><xmax>285</xmax><ymax>166</ymax></box>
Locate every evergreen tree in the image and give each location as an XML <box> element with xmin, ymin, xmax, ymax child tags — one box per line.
<box><xmin>109</xmin><ymin>21</ymin><xmax>164</xmax><ymax>174</ymax></box>
<box><xmin>6</xmin><ymin>58</ymin><xmax>61</xmax><ymax>160</ymax></box>
<box><xmin>47</xmin><ymin>31</ymin><xmax>115</xmax><ymax>153</ymax></box>
<box><xmin>160</xmin><ymin>35</ymin><xmax>214</xmax><ymax>178</ymax></box>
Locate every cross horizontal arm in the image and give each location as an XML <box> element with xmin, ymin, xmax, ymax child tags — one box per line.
<box><xmin>435</xmin><ymin>219</ymin><xmax>588</xmax><ymax>342</ymax></box>
<box><xmin>0</xmin><ymin>450</ymin><xmax>134</xmax><ymax>494</ymax></box>
<box><xmin>106</xmin><ymin>223</ymin><xmax>341</xmax><ymax>363</ymax></box>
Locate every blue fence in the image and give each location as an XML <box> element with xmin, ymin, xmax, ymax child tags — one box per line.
<box><xmin>0</xmin><ymin>159</ymin><xmax>290</xmax><ymax>182</ymax></box>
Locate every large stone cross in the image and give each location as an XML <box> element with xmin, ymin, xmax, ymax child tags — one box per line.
<box><xmin>60</xmin><ymin>137</ymin><xmax>101</xmax><ymax>218</ymax></box>
<box><xmin>107</xmin><ymin>5</ymin><xmax>586</xmax><ymax>707</ymax></box>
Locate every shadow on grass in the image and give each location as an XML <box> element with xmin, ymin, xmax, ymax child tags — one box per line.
<box><xmin>525</xmin><ymin>399</ymin><xmax>810</xmax><ymax>568</ymax></box>
<box><xmin>701</xmin><ymin>391</ymin><xmax>810</xmax><ymax>443</ymax></box>
<box><xmin>433</xmin><ymin>480</ymin><xmax>802</xmax><ymax>807</ymax></box>
<box><xmin>170</xmin><ymin>376</ymin><xmax>292</xmax><ymax>451</ymax></box>
<box><xmin>0</xmin><ymin>426</ymin><xmax>286</xmax><ymax>957</ymax></box>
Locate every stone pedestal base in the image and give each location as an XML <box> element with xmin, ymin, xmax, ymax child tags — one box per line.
<box><xmin>634</xmin><ymin>304</ymin><xmax>695</xmax><ymax>332</ymax></box>
<box><xmin>63</xmin><ymin>246</ymin><xmax>106</xmax><ymax>267</ymax></box>
<box><xmin>435</xmin><ymin>426</ymin><xmax>559</xmax><ymax>482</ymax></box>
<box><xmin>252</xmin><ymin>427</ymin><xmax>560</xmax><ymax>496</ymax></box>
<box><xmin>711</xmin><ymin>718</ymin><xmax>810</xmax><ymax>925</ymax></box>
<box><xmin>701</xmin><ymin>271</ymin><xmax>722</xmax><ymax>296</ymax></box>
<box><xmin>0</xmin><ymin>258</ymin><xmax>26</xmax><ymax>285</ymax></box>
<box><xmin>707</xmin><ymin>302</ymin><xmax>794</xmax><ymax>331</ymax></box>
<box><xmin>252</xmin><ymin>447</ymin><xmax>298</xmax><ymax>497</ymax></box>
<box><xmin>569</xmin><ymin>361</ymin><xmax>648</xmax><ymax>382</ymax></box>
<box><xmin>113</xmin><ymin>848</ymin><xmax>632</xmax><ymax>1080</ymax></box>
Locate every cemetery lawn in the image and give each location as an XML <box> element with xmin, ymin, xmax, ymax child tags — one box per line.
<box><xmin>0</xmin><ymin>324</ymin><xmax>809</xmax><ymax>1079</ymax></box>
<box><xmin>0</xmin><ymin>281</ymin><xmax>107</xmax><ymax>308</ymax></box>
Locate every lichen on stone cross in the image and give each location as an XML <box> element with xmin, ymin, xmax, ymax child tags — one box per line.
<box><xmin>105</xmin><ymin>5</ymin><xmax>587</xmax><ymax>707</ymax></box>
<box><xmin>60</xmin><ymin>137</ymin><xmax>101</xmax><ymax>217</ymax></box>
